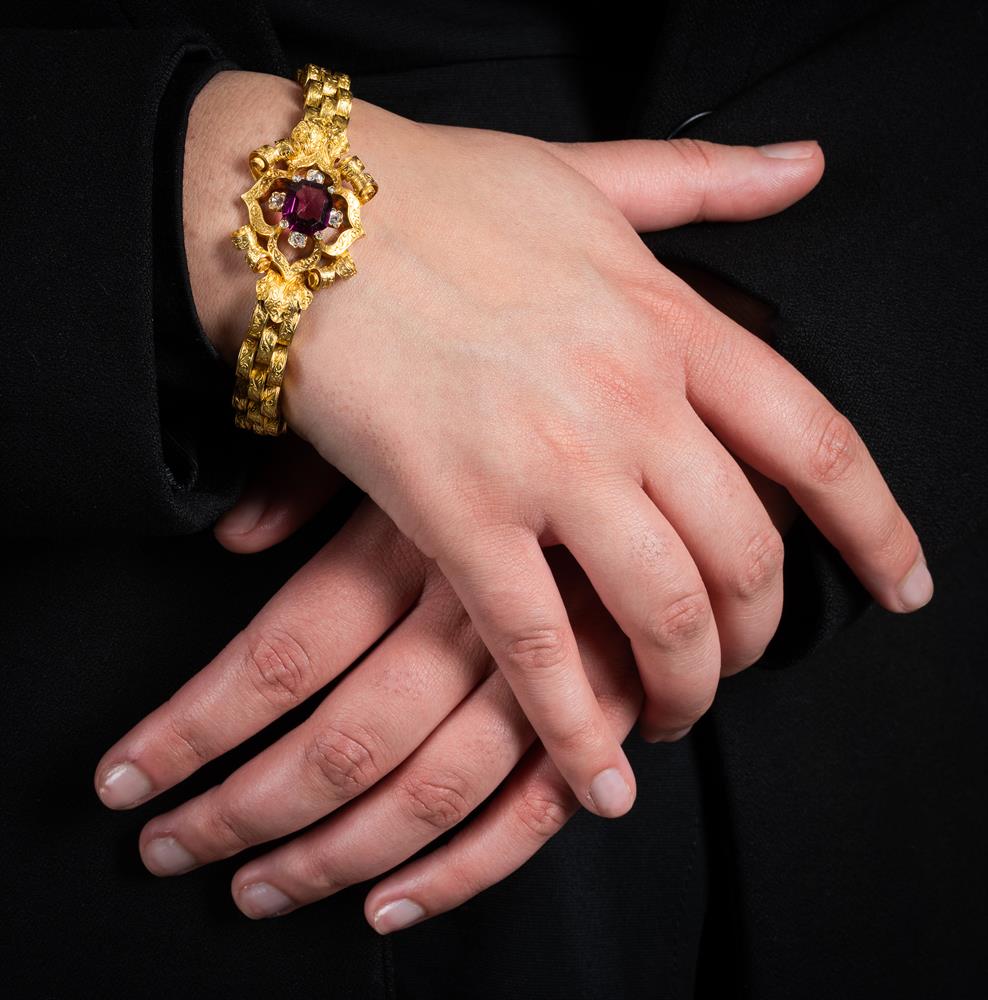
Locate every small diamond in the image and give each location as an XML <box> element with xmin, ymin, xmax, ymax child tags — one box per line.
<box><xmin>306</xmin><ymin>169</ymin><xmax>325</xmax><ymax>183</ymax></box>
<box><xmin>266</xmin><ymin>191</ymin><xmax>286</xmax><ymax>210</ymax></box>
<box><xmin>279</xmin><ymin>218</ymin><xmax>290</xmax><ymax>229</ymax></box>
<box><xmin>288</xmin><ymin>230</ymin><xmax>308</xmax><ymax>248</ymax></box>
<box><xmin>292</xmin><ymin>172</ymin><xmax>304</xmax><ymax>182</ymax></box>
<box><xmin>315</xmin><ymin>229</ymin><xmax>330</xmax><ymax>241</ymax></box>
<box><xmin>328</xmin><ymin>208</ymin><xmax>344</xmax><ymax>227</ymax></box>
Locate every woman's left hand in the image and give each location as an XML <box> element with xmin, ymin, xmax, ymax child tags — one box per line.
<box><xmin>94</xmin><ymin>458</ymin><xmax>645</xmax><ymax>930</ymax></box>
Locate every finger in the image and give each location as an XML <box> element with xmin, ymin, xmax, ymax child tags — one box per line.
<box><xmin>214</xmin><ymin>433</ymin><xmax>344</xmax><ymax>554</ymax></box>
<box><xmin>638</xmin><ymin>407</ymin><xmax>785</xmax><ymax>677</ymax></box>
<box><xmin>136</xmin><ymin>580</ymin><xmax>492</xmax><ymax>875</ymax></box>
<box><xmin>681</xmin><ymin>287</ymin><xmax>931</xmax><ymax>613</ymax></box>
<box><xmin>230</xmin><ymin>667</ymin><xmax>536</xmax><ymax>918</ymax></box>
<box><xmin>228</xmin><ymin>549</ymin><xmax>642</xmax><ymax>920</ymax></box>
<box><xmin>434</xmin><ymin>524</ymin><xmax>637</xmax><ymax>818</ymax></box>
<box><xmin>93</xmin><ymin>499</ymin><xmax>428</xmax><ymax>810</ymax></box>
<box><xmin>364</xmin><ymin>681</ymin><xmax>640</xmax><ymax>933</ymax></box>
<box><xmin>546</xmin><ymin>136</ymin><xmax>824</xmax><ymax>230</ymax></box>
<box><xmin>552</xmin><ymin>481</ymin><xmax>722</xmax><ymax>741</ymax></box>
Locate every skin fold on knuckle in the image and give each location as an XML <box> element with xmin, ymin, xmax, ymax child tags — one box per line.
<box><xmin>513</xmin><ymin>782</ymin><xmax>573</xmax><ymax>842</ymax></box>
<box><xmin>730</xmin><ymin>526</ymin><xmax>786</xmax><ymax>603</ymax></box>
<box><xmin>164</xmin><ymin>711</ymin><xmax>213</xmax><ymax>769</ymax></box>
<box><xmin>861</xmin><ymin>506</ymin><xmax>923</xmax><ymax>582</ymax></box>
<box><xmin>547</xmin><ymin>713</ymin><xmax>603</xmax><ymax>760</ymax></box>
<box><xmin>804</xmin><ymin>408</ymin><xmax>860</xmax><ymax>487</ymax></box>
<box><xmin>642</xmin><ymin>591</ymin><xmax>713</xmax><ymax>655</ymax></box>
<box><xmin>207</xmin><ymin>805</ymin><xmax>256</xmax><ymax>855</ymax></box>
<box><xmin>397</xmin><ymin>769</ymin><xmax>475</xmax><ymax>832</ymax></box>
<box><xmin>501</xmin><ymin>626</ymin><xmax>571</xmax><ymax>676</ymax></box>
<box><xmin>240</xmin><ymin>625</ymin><xmax>314</xmax><ymax>709</ymax></box>
<box><xmin>666</xmin><ymin>138</ymin><xmax>717</xmax><ymax>223</ymax></box>
<box><xmin>302</xmin><ymin>722</ymin><xmax>382</xmax><ymax>801</ymax></box>
<box><xmin>294</xmin><ymin>846</ymin><xmax>348</xmax><ymax>896</ymax></box>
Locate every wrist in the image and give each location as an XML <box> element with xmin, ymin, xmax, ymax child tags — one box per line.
<box><xmin>182</xmin><ymin>69</ymin><xmax>299</xmax><ymax>365</ymax></box>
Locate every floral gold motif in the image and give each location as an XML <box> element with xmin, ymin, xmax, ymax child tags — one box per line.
<box><xmin>230</xmin><ymin>65</ymin><xmax>377</xmax><ymax>435</ymax></box>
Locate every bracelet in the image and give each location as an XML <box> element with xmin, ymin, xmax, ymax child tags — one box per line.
<box><xmin>229</xmin><ymin>64</ymin><xmax>377</xmax><ymax>435</ymax></box>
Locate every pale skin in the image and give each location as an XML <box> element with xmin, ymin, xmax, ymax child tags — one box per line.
<box><xmin>94</xmin><ymin>70</ymin><xmax>932</xmax><ymax>929</ymax></box>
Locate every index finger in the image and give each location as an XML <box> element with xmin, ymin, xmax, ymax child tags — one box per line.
<box><xmin>93</xmin><ymin>501</ymin><xmax>428</xmax><ymax>809</ymax></box>
<box><xmin>433</xmin><ymin>522</ymin><xmax>638</xmax><ymax>819</ymax></box>
<box><xmin>681</xmin><ymin>285</ymin><xmax>932</xmax><ymax>612</ymax></box>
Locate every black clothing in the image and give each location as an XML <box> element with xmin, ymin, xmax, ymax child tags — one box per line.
<box><xmin>2</xmin><ymin>1</ymin><xmax>985</xmax><ymax>997</ymax></box>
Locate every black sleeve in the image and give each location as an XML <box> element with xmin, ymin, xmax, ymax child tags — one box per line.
<box><xmin>1</xmin><ymin>21</ymin><xmax>255</xmax><ymax>537</ymax></box>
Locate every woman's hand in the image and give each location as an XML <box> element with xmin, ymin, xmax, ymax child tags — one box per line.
<box><xmin>185</xmin><ymin>71</ymin><xmax>932</xmax><ymax>820</ymax></box>
<box><xmin>93</xmin><ymin>439</ymin><xmax>790</xmax><ymax>929</ymax></box>
<box><xmin>93</xmin><ymin>264</ymin><xmax>797</xmax><ymax>929</ymax></box>
<box><xmin>95</xmin><ymin>486</ymin><xmax>643</xmax><ymax>928</ymax></box>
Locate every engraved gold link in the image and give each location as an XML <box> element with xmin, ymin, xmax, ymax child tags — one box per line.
<box><xmin>255</xmin><ymin>327</ymin><xmax>278</xmax><ymax>366</ymax></box>
<box><xmin>267</xmin><ymin>345</ymin><xmax>289</xmax><ymax>385</ymax></box>
<box><xmin>303</xmin><ymin>80</ymin><xmax>324</xmax><ymax>116</ymax></box>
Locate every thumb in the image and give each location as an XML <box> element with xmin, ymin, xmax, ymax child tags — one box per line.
<box><xmin>546</xmin><ymin>137</ymin><xmax>824</xmax><ymax>231</ymax></box>
<box><xmin>214</xmin><ymin>433</ymin><xmax>344</xmax><ymax>553</ymax></box>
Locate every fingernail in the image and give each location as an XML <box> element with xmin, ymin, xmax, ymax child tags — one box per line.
<box><xmin>897</xmin><ymin>556</ymin><xmax>934</xmax><ymax>612</ymax></box>
<box><xmin>97</xmin><ymin>762</ymin><xmax>153</xmax><ymax>809</ymax></box>
<box><xmin>143</xmin><ymin>835</ymin><xmax>197</xmax><ymax>876</ymax></box>
<box><xmin>218</xmin><ymin>486</ymin><xmax>268</xmax><ymax>535</ymax></box>
<box><xmin>588</xmin><ymin>768</ymin><xmax>633</xmax><ymax>817</ymax></box>
<box><xmin>758</xmin><ymin>140</ymin><xmax>817</xmax><ymax>159</ymax></box>
<box><xmin>372</xmin><ymin>898</ymin><xmax>426</xmax><ymax>934</ymax></box>
<box><xmin>237</xmin><ymin>882</ymin><xmax>296</xmax><ymax>919</ymax></box>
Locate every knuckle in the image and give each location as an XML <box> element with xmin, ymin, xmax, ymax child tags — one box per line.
<box><xmin>532</xmin><ymin>413</ymin><xmax>597</xmax><ymax>467</ymax></box>
<box><xmin>643</xmin><ymin>591</ymin><xmax>712</xmax><ymax>651</ymax></box>
<box><xmin>550</xmin><ymin>714</ymin><xmax>601</xmax><ymax>757</ymax></box>
<box><xmin>619</xmin><ymin>269</ymin><xmax>699</xmax><ymax>356</ymax></box>
<box><xmin>165</xmin><ymin>713</ymin><xmax>211</xmax><ymax>767</ymax></box>
<box><xmin>303</xmin><ymin>723</ymin><xmax>381</xmax><ymax>800</ymax></box>
<box><xmin>502</xmin><ymin>627</ymin><xmax>570</xmax><ymax>675</ymax></box>
<box><xmin>297</xmin><ymin>849</ymin><xmax>345</xmax><ymax>894</ymax></box>
<box><xmin>398</xmin><ymin>770</ymin><xmax>473</xmax><ymax>832</ymax></box>
<box><xmin>806</xmin><ymin>410</ymin><xmax>859</xmax><ymax>485</ymax></box>
<box><xmin>442</xmin><ymin>854</ymin><xmax>488</xmax><ymax>900</ymax></box>
<box><xmin>567</xmin><ymin>345</ymin><xmax>650</xmax><ymax>420</ymax></box>
<box><xmin>648</xmin><ymin>287</ymin><xmax>701</xmax><ymax>351</ymax></box>
<box><xmin>668</xmin><ymin>138</ymin><xmax>716</xmax><ymax>223</ymax></box>
<box><xmin>513</xmin><ymin>784</ymin><xmax>571</xmax><ymax>841</ymax></box>
<box><xmin>732</xmin><ymin>527</ymin><xmax>785</xmax><ymax>601</ymax></box>
<box><xmin>871</xmin><ymin>510</ymin><xmax>920</xmax><ymax>569</ymax></box>
<box><xmin>207</xmin><ymin>805</ymin><xmax>254</xmax><ymax>854</ymax></box>
<box><xmin>242</xmin><ymin>625</ymin><xmax>312</xmax><ymax>708</ymax></box>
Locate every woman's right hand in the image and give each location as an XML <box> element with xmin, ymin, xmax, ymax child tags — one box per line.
<box><xmin>186</xmin><ymin>71</ymin><xmax>932</xmax><ymax>821</ymax></box>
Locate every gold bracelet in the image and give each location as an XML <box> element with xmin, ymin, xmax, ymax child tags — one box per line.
<box><xmin>229</xmin><ymin>64</ymin><xmax>377</xmax><ymax>435</ymax></box>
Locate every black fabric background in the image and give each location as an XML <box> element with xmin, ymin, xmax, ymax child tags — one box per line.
<box><xmin>1</xmin><ymin>1</ymin><xmax>985</xmax><ymax>997</ymax></box>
